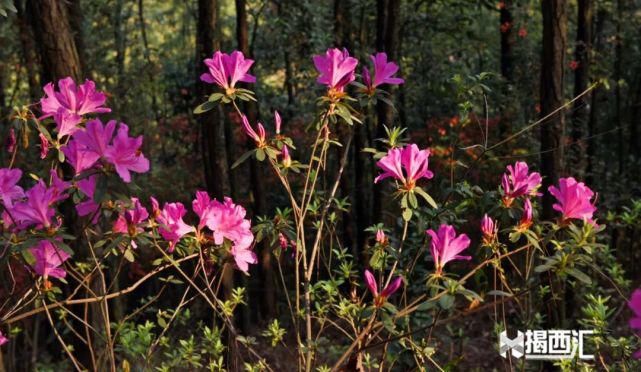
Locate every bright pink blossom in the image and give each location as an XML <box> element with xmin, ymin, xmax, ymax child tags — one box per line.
<box><xmin>548</xmin><ymin>177</ymin><xmax>597</xmax><ymax>223</ymax></box>
<box><xmin>274</xmin><ymin>111</ymin><xmax>282</xmax><ymax>134</ymax></box>
<box><xmin>104</xmin><ymin>124</ymin><xmax>150</xmax><ymax>183</ymax></box>
<box><xmin>40</xmin><ymin>77</ymin><xmax>110</xmax><ymax>118</ymax></box>
<box><xmin>375</xmin><ymin>229</ymin><xmax>386</xmax><ymax>245</ymax></box>
<box><xmin>364</xmin><ymin>269</ymin><xmax>403</xmax><ymax>307</ymax></box>
<box><xmin>157</xmin><ymin>202</ymin><xmax>194</xmax><ymax>252</ymax></box>
<box><xmin>281</xmin><ymin>145</ymin><xmax>291</xmax><ymax>167</ymax></box>
<box><xmin>241</xmin><ymin>115</ymin><xmax>266</xmax><ymax>147</ymax></box>
<box><xmin>73</xmin><ymin>119</ymin><xmax>117</xmax><ymax>157</ymax></box>
<box><xmin>480</xmin><ymin>214</ymin><xmax>496</xmax><ymax>244</ymax></box>
<box><xmin>501</xmin><ymin>161</ymin><xmax>541</xmax><ymax>205</ymax></box>
<box><xmin>426</xmin><ymin>224</ymin><xmax>471</xmax><ymax>276</ymax></box>
<box><xmin>113</xmin><ymin>198</ymin><xmax>149</xmax><ymax>242</ymax></box>
<box><xmin>628</xmin><ymin>289</ymin><xmax>641</xmax><ymax>358</ymax></box>
<box><xmin>518</xmin><ymin>198</ymin><xmax>533</xmax><ymax>231</ymax></box>
<box><xmin>200</xmin><ymin>51</ymin><xmax>256</xmax><ymax>90</ymax></box>
<box><xmin>0</xmin><ymin>331</ymin><xmax>7</xmax><ymax>346</ymax></box>
<box><xmin>29</xmin><ymin>240</ymin><xmax>70</xmax><ymax>279</ymax></box>
<box><xmin>0</xmin><ymin>168</ymin><xmax>24</xmax><ymax>207</ymax></box>
<box><xmin>374</xmin><ymin>144</ymin><xmax>433</xmax><ymax>190</ymax></box>
<box><xmin>49</xmin><ymin>170</ymin><xmax>70</xmax><ymax>203</ymax></box>
<box><xmin>192</xmin><ymin>192</ymin><xmax>256</xmax><ymax>273</ymax></box>
<box><xmin>62</xmin><ymin>140</ymin><xmax>100</xmax><ymax>175</ymax></box>
<box><xmin>53</xmin><ymin>109</ymin><xmax>82</xmax><ymax>138</ymax></box>
<box><xmin>11</xmin><ymin>181</ymin><xmax>58</xmax><ymax>229</ymax></box>
<box><xmin>313</xmin><ymin>48</ymin><xmax>358</xmax><ymax>92</ymax></box>
<box><xmin>76</xmin><ymin>175</ymin><xmax>100</xmax><ymax>223</ymax></box>
<box><xmin>39</xmin><ymin>133</ymin><xmax>49</xmax><ymax>159</ymax></box>
<box><xmin>362</xmin><ymin>52</ymin><xmax>404</xmax><ymax>91</ymax></box>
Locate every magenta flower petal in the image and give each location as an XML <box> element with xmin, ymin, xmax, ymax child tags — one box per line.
<box><xmin>313</xmin><ymin>48</ymin><xmax>358</xmax><ymax>92</ymax></box>
<box><xmin>40</xmin><ymin>77</ymin><xmax>110</xmax><ymax>119</ymax></box>
<box><xmin>548</xmin><ymin>177</ymin><xmax>596</xmax><ymax>222</ymax></box>
<box><xmin>103</xmin><ymin>124</ymin><xmax>150</xmax><ymax>183</ymax></box>
<box><xmin>0</xmin><ymin>168</ymin><xmax>24</xmax><ymax>208</ymax></box>
<box><xmin>427</xmin><ymin>224</ymin><xmax>471</xmax><ymax>275</ymax></box>
<box><xmin>364</xmin><ymin>269</ymin><xmax>378</xmax><ymax>297</ymax></box>
<box><xmin>381</xmin><ymin>276</ymin><xmax>403</xmax><ymax>298</ymax></box>
<box><xmin>30</xmin><ymin>240</ymin><xmax>70</xmax><ymax>279</ymax></box>
<box><xmin>73</xmin><ymin>119</ymin><xmax>117</xmax><ymax>157</ymax></box>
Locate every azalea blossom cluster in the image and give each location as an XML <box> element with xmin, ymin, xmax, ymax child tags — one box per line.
<box><xmin>482</xmin><ymin>162</ymin><xmax>597</xmax><ymax>244</ymax></box>
<box><xmin>113</xmin><ymin>191</ymin><xmax>256</xmax><ymax>272</ymax></box>
<box><xmin>200</xmin><ymin>48</ymin><xmax>404</xmax><ymax>102</ymax></box>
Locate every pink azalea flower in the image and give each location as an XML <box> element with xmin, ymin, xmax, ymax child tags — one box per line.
<box><xmin>375</xmin><ymin>229</ymin><xmax>387</xmax><ymax>245</ymax></box>
<box><xmin>53</xmin><ymin>108</ymin><xmax>82</xmax><ymax>139</ymax></box>
<box><xmin>29</xmin><ymin>240</ymin><xmax>70</xmax><ymax>279</ymax></box>
<box><xmin>480</xmin><ymin>214</ymin><xmax>496</xmax><ymax>244</ymax></box>
<box><xmin>39</xmin><ymin>133</ymin><xmax>49</xmax><ymax>159</ymax></box>
<box><xmin>40</xmin><ymin>77</ymin><xmax>110</xmax><ymax>118</ymax></box>
<box><xmin>49</xmin><ymin>170</ymin><xmax>70</xmax><ymax>203</ymax></box>
<box><xmin>517</xmin><ymin>198</ymin><xmax>533</xmax><ymax>231</ymax></box>
<box><xmin>0</xmin><ymin>168</ymin><xmax>24</xmax><ymax>207</ymax></box>
<box><xmin>193</xmin><ymin>192</ymin><xmax>256</xmax><ymax>273</ymax></box>
<box><xmin>313</xmin><ymin>48</ymin><xmax>358</xmax><ymax>92</ymax></box>
<box><xmin>364</xmin><ymin>269</ymin><xmax>403</xmax><ymax>308</ymax></box>
<box><xmin>0</xmin><ymin>331</ymin><xmax>7</xmax><ymax>346</ymax></box>
<box><xmin>73</xmin><ymin>119</ymin><xmax>117</xmax><ymax>157</ymax></box>
<box><xmin>426</xmin><ymin>224</ymin><xmax>471</xmax><ymax>276</ymax></box>
<box><xmin>104</xmin><ymin>124</ymin><xmax>150</xmax><ymax>183</ymax></box>
<box><xmin>628</xmin><ymin>289</ymin><xmax>641</xmax><ymax>359</ymax></box>
<box><xmin>278</xmin><ymin>233</ymin><xmax>288</xmax><ymax>250</ymax></box>
<box><xmin>374</xmin><ymin>144</ymin><xmax>433</xmax><ymax>190</ymax></box>
<box><xmin>501</xmin><ymin>161</ymin><xmax>541</xmax><ymax>206</ymax></box>
<box><xmin>274</xmin><ymin>111</ymin><xmax>282</xmax><ymax>134</ymax></box>
<box><xmin>548</xmin><ymin>177</ymin><xmax>597</xmax><ymax>223</ymax></box>
<box><xmin>281</xmin><ymin>145</ymin><xmax>292</xmax><ymax>167</ymax></box>
<box><xmin>192</xmin><ymin>190</ymin><xmax>215</xmax><ymax>230</ymax></box>
<box><xmin>157</xmin><ymin>202</ymin><xmax>194</xmax><ymax>252</ymax></box>
<box><xmin>113</xmin><ymin>198</ymin><xmax>149</xmax><ymax>246</ymax></box>
<box><xmin>11</xmin><ymin>181</ymin><xmax>58</xmax><ymax>230</ymax></box>
<box><xmin>200</xmin><ymin>51</ymin><xmax>256</xmax><ymax>91</ymax></box>
<box><xmin>76</xmin><ymin>175</ymin><xmax>100</xmax><ymax>223</ymax></box>
<box><xmin>241</xmin><ymin>115</ymin><xmax>266</xmax><ymax>147</ymax></box>
<box><xmin>150</xmin><ymin>196</ymin><xmax>161</xmax><ymax>218</ymax></box>
<box><xmin>362</xmin><ymin>52</ymin><xmax>404</xmax><ymax>92</ymax></box>
<box><xmin>62</xmin><ymin>140</ymin><xmax>100</xmax><ymax>175</ymax></box>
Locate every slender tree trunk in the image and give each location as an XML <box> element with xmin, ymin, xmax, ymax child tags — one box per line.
<box><xmin>499</xmin><ymin>0</ymin><xmax>515</xmax><ymax>138</ymax></box>
<box><xmin>197</xmin><ymin>0</ymin><xmax>230</xmax><ymax>199</ymax></box>
<box><xmin>14</xmin><ymin>0</ymin><xmax>40</xmax><ymax>102</ymax></box>
<box><xmin>113</xmin><ymin>0</ymin><xmax>127</xmax><ymax>114</ymax></box>
<box><xmin>373</xmin><ymin>0</ymin><xmax>400</xmax><ymax>222</ymax></box>
<box><xmin>66</xmin><ymin>0</ymin><xmax>89</xmax><ymax>78</ymax></box>
<box><xmin>569</xmin><ymin>0</ymin><xmax>592</xmax><ymax>177</ymax></box>
<box><xmin>540</xmin><ymin>0</ymin><xmax>567</xmax><ymax>220</ymax></box>
<box><xmin>615</xmin><ymin>0</ymin><xmax>624</xmax><ymax>174</ymax></box>
<box><xmin>235</xmin><ymin>0</ymin><xmax>275</xmax><ymax>322</ymax></box>
<box><xmin>586</xmin><ymin>7</ymin><xmax>606</xmax><ymax>184</ymax></box>
<box><xmin>27</xmin><ymin>0</ymin><xmax>83</xmax><ymax>82</ymax></box>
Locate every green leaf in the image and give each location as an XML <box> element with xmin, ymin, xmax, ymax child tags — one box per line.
<box><xmin>439</xmin><ymin>294</ymin><xmax>454</xmax><ymax>310</ymax></box>
<box><xmin>566</xmin><ymin>268</ymin><xmax>592</xmax><ymax>284</ymax></box>
<box><xmin>123</xmin><ymin>248</ymin><xmax>135</xmax><ymax>262</ymax></box>
<box><xmin>231</xmin><ymin>149</ymin><xmax>256</xmax><ymax>169</ymax></box>
<box><xmin>414</xmin><ymin>187</ymin><xmax>438</xmax><ymax>209</ymax></box>
<box><xmin>194</xmin><ymin>101</ymin><xmax>218</xmax><ymax>114</ymax></box>
<box><xmin>256</xmin><ymin>148</ymin><xmax>266</xmax><ymax>161</ymax></box>
<box><xmin>402</xmin><ymin>208</ymin><xmax>412</xmax><ymax>221</ymax></box>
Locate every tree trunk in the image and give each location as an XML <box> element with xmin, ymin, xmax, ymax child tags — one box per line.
<box><xmin>586</xmin><ymin>7</ymin><xmax>606</xmax><ymax>184</ymax></box>
<box><xmin>499</xmin><ymin>0</ymin><xmax>515</xmax><ymax>138</ymax></box>
<box><xmin>27</xmin><ymin>0</ymin><xmax>83</xmax><ymax>82</ymax></box>
<box><xmin>14</xmin><ymin>0</ymin><xmax>40</xmax><ymax>102</ymax></box>
<box><xmin>373</xmin><ymin>0</ymin><xmax>400</xmax><ymax>222</ymax></box>
<box><xmin>235</xmin><ymin>0</ymin><xmax>275</xmax><ymax>322</ymax></box>
<box><xmin>66</xmin><ymin>0</ymin><xmax>89</xmax><ymax>78</ymax></box>
<box><xmin>569</xmin><ymin>0</ymin><xmax>592</xmax><ymax>177</ymax></box>
<box><xmin>615</xmin><ymin>0</ymin><xmax>624</xmax><ymax>174</ymax></box>
<box><xmin>540</xmin><ymin>0</ymin><xmax>567</xmax><ymax>220</ymax></box>
<box><xmin>197</xmin><ymin>0</ymin><xmax>230</xmax><ymax>200</ymax></box>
